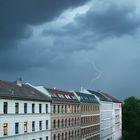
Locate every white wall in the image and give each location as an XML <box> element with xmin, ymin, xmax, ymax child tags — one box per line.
<box><xmin>0</xmin><ymin>99</ymin><xmax>51</xmax><ymax>140</ymax></box>
<box><xmin>113</xmin><ymin>103</ymin><xmax>122</xmax><ymax>140</ymax></box>
<box><xmin>100</xmin><ymin>101</ymin><xmax>114</xmax><ymax>140</ymax></box>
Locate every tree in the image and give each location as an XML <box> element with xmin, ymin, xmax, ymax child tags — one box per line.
<box><xmin>123</xmin><ymin>96</ymin><xmax>140</xmax><ymax>140</ymax></box>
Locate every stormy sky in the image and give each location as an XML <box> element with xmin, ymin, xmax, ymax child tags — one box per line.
<box><xmin>1</xmin><ymin>0</ymin><xmax>140</xmax><ymax>100</ymax></box>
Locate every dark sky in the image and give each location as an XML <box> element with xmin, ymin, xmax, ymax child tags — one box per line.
<box><xmin>1</xmin><ymin>0</ymin><xmax>140</xmax><ymax>100</ymax></box>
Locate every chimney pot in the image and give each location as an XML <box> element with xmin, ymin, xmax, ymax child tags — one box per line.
<box><xmin>16</xmin><ymin>77</ymin><xmax>22</xmax><ymax>87</ymax></box>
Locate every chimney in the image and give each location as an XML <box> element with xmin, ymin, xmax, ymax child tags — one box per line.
<box><xmin>81</xmin><ymin>87</ymin><xmax>83</xmax><ymax>92</ymax></box>
<box><xmin>16</xmin><ymin>77</ymin><xmax>23</xmax><ymax>87</ymax></box>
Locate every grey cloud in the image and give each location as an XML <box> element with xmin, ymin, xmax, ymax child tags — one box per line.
<box><xmin>0</xmin><ymin>39</ymin><xmax>76</xmax><ymax>73</ymax></box>
<box><xmin>55</xmin><ymin>2</ymin><xmax>139</xmax><ymax>39</ymax></box>
<box><xmin>77</xmin><ymin>3</ymin><xmax>140</xmax><ymax>37</ymax></box>
<box><xmin>1</xmin><ymin>0</ymin><xmax>140</xmax><ymax>100</ymax></box>
<box><xmin>43</xmin><ymin>1</ymin><xmax>140</xmax><ymax>53</ymax></box>
<box><xmin>0</xmin><ymin>0</ymin><xmax>88</xmax><ymax>50</ymax></box>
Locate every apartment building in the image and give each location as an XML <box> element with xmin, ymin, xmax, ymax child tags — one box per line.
<box><xmin>0</xmin><ymin>79</ymin><xmax>51</xmax><ymax>140</ymax></box>
<box><xmin>74</xmin><ymin>91</ymin><xmax>100</xmax><ymax>140</ymax></box>
<box><xmin>82</xmin><ymin>89</ymin><xmax>114</xmax><ymax>140</ymax></box>
<box><xmin>102</xmin><ymin>93</ymin><xmax>122</xmax><ymax>140</ymax></box>
<box><xmin>0</xmin><ymin>78</ymin><xmax>122</xmax><ymax>140</ymax></box>
<box><xmin>35</xmin><ymin>86</ymin><xmax>81</xmax><ymax>140</ymax></box>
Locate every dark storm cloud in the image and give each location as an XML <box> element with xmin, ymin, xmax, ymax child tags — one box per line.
<box><xmin>76</xmin><ymin>2</ymin><xmax>140</xmax><ymax>37</ymax></box>
<box><xmin>0</xmin><ymin>0</ymin><xmax>88</xmax><ymax>50</ymax></box>
<box><xmin>76</xmin><ymin>3</ymin><xmax>140</xmax><ymax>37</ymax></box>
<box><xmin>43</xmin><ymin>1</ymin><xmax>140</xmax><ymax>53</ymax></box>
<box><xmin>1</xmin><ymin>0</ymin><xmax>140</xmax><ymax>100</ymax></box>
<box><xmin>0</xmin><ymin>44</ymin><xmax>58</xmax><ymax>72</ymax></box>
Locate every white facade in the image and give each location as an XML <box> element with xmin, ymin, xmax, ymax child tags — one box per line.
<box><xmin>112</xmin><ymin>103</ymin><xmax>122</xmax><ymax>140</ymax></box>
<box><xmin>0</xmin><ymin>98</ymin><xmax>51</xmax><ymax>140</ymax></box>
<box><xmin>100</xmin><ymin>101</ymin><xmax>113</xmax><ymax>140</ymax></box>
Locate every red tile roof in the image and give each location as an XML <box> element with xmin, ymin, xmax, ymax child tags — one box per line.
<box><xmin>46</xmin><ymin>88</ymin><xmax>79</xmax><ymax>103</ymax></box>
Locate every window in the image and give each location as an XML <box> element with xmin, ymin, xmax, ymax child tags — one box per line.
<box><xmin>24</xmin><ymin>122</ymin><xmax>28</xmax><ymax>133</ymax></box>
<box><xmin>77</xmin><ymin>118</ymin><xmax>79</xmax><ymax>125</ymax></box>
<box><xmin>65</xmin><ymin>105</ymin><xmax>67</xmax><ymax>113</ymax></box>
<box><xmin>46</xmin><ymin>104</ymin><xmax>48</xmax><ymax>113</ymax></box>
<box><xmin>62</xmin><ymin>119</ymin><xmax>64</xmax><ymax>128</ymax></box>
<box><xmin>46</xmin><ymin>120</ymin><xmax>48</xmax><ymax>129</ymax></box>
<box><xmin>58</xmin><ymin>133</ymin><xmax>60</xmax><ymax>140</ymax></box>
<box><xmin>71</xmin><ymin>118</ymin><xmax>73</xmax><ymax>126</ymax></box>
<box><xmin>15</xmin><ymin>123</ymin><xmax>19</xmax><ymax>134</ymax></box>
<box><xmin>32</xmin><ymin>104</ymin><xmax>35</xmax><ymax>113</ymax></box>
<box><xmin>3</xmin><ymin>123</ymin><xmax>8</xmax><ymax>136</ymax></box>
<box><xmin>72</xmin><ymin>130</ymin><xmax>73</xmax><ymax>138</ymax></box>
<box><xmin>65</xmin><ymin>132</ymin><xmax>67</xmax><ymax>140</ymax></box>
<box><xmin>58</xmin><ymin>119</ymin><xmax>60</xmax><ymax>128</ymax></box>
<box><xmin>69</xmin><ymin>131</ymin><xmax>71</xmax><ymax>138</ymax></box>
<box><xmin>75</xmin><ymin>105</ymin><xmax>76</xmax><ymax>113</ymax></box>
<box><xmin>32</xmin><ymin>121</ymin><xmax>35</xmax><ymax>131</ymax></box>
<box><xmin>53</xmin><ymin>105</ymin><xmax>56</xmax><ymax>113</ymax></box>
<box><xmin>3</xmin><ymin>102</ymin><xmax>8</xmax><ymax>114</ymax></box>
<box><xmin>65</xmin><ymin>95</ymin><xmax>71</xmax><ymax>99</ymax></box>
<box><xmin>15</xmin><ymin>103</ymin><xmax>19</xmax><ymax>114</ymax></box>
<box><xmin>53</xmin><ymin>134</ymin><xmax>56</xmax><ymax>140</ymax></box>
<box><xmin>46</xmin><ymin>136</ymin><xmax>48</xmax><ymax>140</ymax></box>
<box><xmin>68</xmin><ymin>118</ymin><xmax>70</xmax><ymax>126</ymax></box>
<box><xmin>53</xmin><ymin>120</ymin><xmax>56</xmax><ymax>128</ymax></box>
<box><xmin>75</xmin><ymin>118</ymin><xmax>76</xmax><ymax>125</ymax></box>
<box><xmin>62</xmin><ymin>133</ymin><xmax>64</xmax><ymax>140</ymax></box>
<box><xmin>58</xmin><ymin>105</ymin><xmax>60</xmax><ymax>113</ymax></box>
<box><xmin>39</xmin><ymin>104</ymin><xmax>42</xmax><ymax>113</ymax></box>
<box><xmin>77</xmin><ymin>105</ymin><xmax>80</xmax><ymax>113</ymax></box>
<box><xmin>24</xmin><ymin>103</ymin><xmax>27</xmax><ymax>114</ymax></box>
<box><xmin>78</xmin><ymin>129</ymin><xmax>79</xmax><ymax>136</ymax></box>
<box><xmin>75</xmin><ymin>130</ymin><xmax>76</xmax><ymax>138</ymax></box>
<box><xmin>39</xmin><ymin>121</ymin><xmax>42</xmax><ymax>130</ymax></box>
<box><xmin>65</xmin><ymin>119</ymin><xmax>67</xmax><ymax>127</ymax></box>
<box><xmin>62</xmin><ymin>105</ymin><xmax>64</xmax><ymax>113</ymax></box>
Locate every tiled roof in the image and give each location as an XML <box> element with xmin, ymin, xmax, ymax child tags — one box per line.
<box><xmin>75</xmin><ymin>92</ymin><xmax>99</xmax><ymax>104</ymax></box>
<box><xmin>45</xmin><ymin>88</ymin><xmax>80</xmax><ymax>103</ymax></box>
<box><xmin>101</xmin><ymin>92</ymin><xmax>122</xmax><ymax>103</ymax></box>
<box><xmin>87</xmin><ymin>90</ymin><xmax>111</xmax><ymax>102</ymax></box>
<box><xmin>0</xmin><ymin>80</ymin><xmax>51</xmax><ymax>102</ymax></box>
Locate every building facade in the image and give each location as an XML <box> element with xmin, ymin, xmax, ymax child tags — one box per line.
<box><xmin>102</xmin><ymin>93</ymin><xmax>122</xmax><ymax>140</ymax></box>
<box><xmin>82</xmin><ymin>89</ymin><xmax>114</xmax><ymax>140</ymax></box>
<box><xmin>35</xmin><ymin>86</ymin><xmax>81</xmax><ymax>140</ymax></box>
<box><xmin>74</xmin><ymin>91</ymin><xmax>100</xmax><ymax>140</ymax></box>
<box><xmin>0</xmin><ymin>79</ymin><xmax>122</xmax><ymax>140</ymax></box>
<box><xmin>0</xmin><ymin>79</ymin><xmax>51</xmax><ymax>140</ymax></box>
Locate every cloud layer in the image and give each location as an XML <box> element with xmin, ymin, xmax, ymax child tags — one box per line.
<box><xmin>1</xmin><ymin>0</ymin><xmax>140</xmax><ymax>100</ymax></box>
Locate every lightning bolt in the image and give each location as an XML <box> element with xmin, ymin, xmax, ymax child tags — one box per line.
<box><xmin>87</xmin><ymin>61</ymin><xmax>102</xmax><ymax>89</ymax></box>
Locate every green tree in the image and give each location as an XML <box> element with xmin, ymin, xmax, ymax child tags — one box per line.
<box><xmin>123</xmin><ymin>96</ymin><xmax>140</xmax><ymax>140</ymax></box>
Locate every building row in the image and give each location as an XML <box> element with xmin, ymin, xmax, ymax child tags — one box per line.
<box><xmin>0</xmin><ymin>78</ymin><xmax>122</xmax><ymax>140</ymax></box>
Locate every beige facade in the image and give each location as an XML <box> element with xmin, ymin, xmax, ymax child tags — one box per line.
<box><xmin>52</xmin><ymin>103</ymin><xmax>80</xmax><ymax>140</ymax></box>
<box><xmin>74</xmin><ymin>92</ymin><xmax>100</xmax><ymax>140</ymax></box>
<box><xmin>81</xmin><ymin>103</ymin><xmax>100</xmax><ymax>140</ymax></box>
<box><xmin>45</xmin><ymin>88</ymin><xmax>81</xmax><ymax>140</ymax></box>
